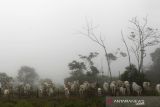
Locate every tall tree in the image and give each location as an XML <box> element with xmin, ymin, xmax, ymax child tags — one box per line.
<box><xmin>79</xmin><ymin>21</ymin><xmax>126</xmax><ymax>81</ymax></box>
<box><xmin>127</xmin><ymin>17</ymin><xmax>160</xmax><ymax>73</ymax></box>
<box><xmin>79</xmin><ymin>21</ymin><xmax>119</xmax><ymax>81</ymax></box>
<box><xmin>68</xmin><ymin>60</ymin><xmax>86</xmax><ymax>78</ymax></box>
<box><xmin>121</xmin><ymin>31</ymin><xmax>132</xmax><ymax>70</ymax></box>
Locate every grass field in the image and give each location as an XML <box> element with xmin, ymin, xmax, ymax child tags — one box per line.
<box><xmin>0</xmin><ymin>96</ymin><xmax>160</xmax><ymax>107</ymax></box>
<box><xmin>0</xmin><ymin>96</ymin><xmax>106</xmax><ymax>107</ymax></box>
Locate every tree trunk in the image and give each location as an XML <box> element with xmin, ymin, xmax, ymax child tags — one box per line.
<box><xmin>103</xmin><ymin>46</ymin><xmax>112</xmax><ymax>81</ymax></box>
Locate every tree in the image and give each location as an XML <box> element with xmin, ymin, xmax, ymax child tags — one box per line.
<box><xmin>17</xmin><ymin>66</ymin><xmax>39</xmax><ymax>85</ymax></box>
<box><xmin>127</xmin><ymin>17</ymin><xmax>160</xmax><ymax>73</ymax></box>
<box><xmin>79</xmin><ymin>52</ymin><xmax>99</xmax><ymax>76</ymax></box>
<box><xmin>121</xmin><ymin>64</ymin><xmax>147</xmax><ymax>85</ymax></box>
<box><xmin>121</xmin><ymin>31</ymin><xmax>132</xmax><ymax>70</ymax></box>
<box><xmin>68</xmin><ymin>60</ymin><xmax>86</xmax><ymax>77</ymax></box>
<box><xmin>79</xmin><ymin>21</ymin><xmax>126</xmax><ymax>81</ymax></box>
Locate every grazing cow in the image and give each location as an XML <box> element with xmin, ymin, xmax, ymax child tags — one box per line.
<box><xmin>24</xmin><ymin>83</ymin><xmax>31</xmax><ymax>96</ymax></box>
<box><xmin>47</xmin><ymin>87</ymin><xmax>54</xmax><ymax>96</ymax></box>
<box><xmin>64</xmin><ymin>87</ymin><xmax>70</xmax><ymax>98</ymax></box>
<box><xmin>83</xmin><ymin>81</ymin><xmax>90</xmax><ymax>90</ymax></box>
<box><xmin>110</xmin><ymin>81</ymin><xmax>116</xmax><ymax>95</ymax></box>
<box><xmin>124</xmin><ymin>81</ymin><xmax>130</xmax><ymax>95</ymax></box>
<box><xmin>119</xmin><ymin>86</ymin><xmax>126</xmax><ymax>96</ymax></box>
<box><xmin>67</xmin><ymin>82</ymin><xmax>72</xmax><ymax>90</ymax></box>
<box><xmin>70</xmin><ymin>80</ymin><xmax>79</xmax><ymax>93</ymax></box>
<box><xmin>116</xmin><ymin>80</ymin><xmax>124</xmax><ymax>87</ymax></box>
<box><xmin>38</xmin><ymin>87</ymin><xmax>43</xmax><ymax>97</ymax></box>
<box><xmin>103</xmin><ymin>82</ymin><xmax>109</xmax><ymax>94</ymax></box>
<box><xmin>132</xmin><ymin>82</ymin><xmax>142</xmax><ymax>96</ymax></box>
<box><xmin>4</xmin><ymin>89</ymin><xmax>10</xmax><ymax>97</ymax></box>
<box><xmin>41</xmin><ymin>80</ymin><xmax>55</xmax><ymax>97</ymax></box>
<box><xmin>79</xmin><ymin>81</ymin><xmax>90</xmax><ymax>96</ymax></box>
<box><xmin>156</xmin><ymin>84</ymin><xmax>160</xmax><ymax>95</ymax></box>
<box><xmin>79</xmin><ymin>84</ymin><xmax>85</xmax><ymax>96</ymax></box>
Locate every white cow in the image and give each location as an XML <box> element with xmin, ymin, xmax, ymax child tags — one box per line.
<box><xmin>103</xmin><ymin>82</ymin><xmax>109</xmax><ymax>93</ymax></box>
<box><xmin>79</xmin><ymin>81</ymin><xmax>90</xmax><ymax>96</ymax></box>
<box><xmin>48</xmin><ymin>87</ymin><xmax>54</xmax><ymax>96</ymax></box>
<box><xmin>116</xmin><ymin>80</ymin><xmax>124</xmax><ymax>87</ymax></box>
<box><xmin>71</xmin><ymin>80</ymin><xmax>79</xmax><ymax>92</ymax></box>
<box><xmin>4</xmin><ymin>89</ymin><xmax>10</xmax><ymax>97</ymax></box>
<box><xmin>156</xmin><ymin>84</ymin><xmax>160</xmax><ymax>95</ymax></box>
<box><xmin>132</xmin><ymin>82</ymin><xmax>142</xmax><ymax>96</ymax></box>
<box><xmin>64</xmin><ymin>87</ymin><xmax>70</xmax><ymax>98</ymax></box>
<box><xmin>38</xmin><ymin>87</ymin><xmax>43</xmax><ymax>97</ymax></box>
<box><xmin>83</xmin><ymin>81</ymin><xmax>90</xmax><ymax>90</ymax></box>
<box><xmin>110</xmin><ymin>81</ymin><xmax>116</xmax><ymax>95</ymax></box>
<box><xmin>124</xmin><ymin>81</ymin><xmax>130</xmax><ymax>95</ymax></box>
<box><xmin>24</xmin><ymin>83</ymin><xmax>31</xmax><ymax>95</ymax></box>
<box><xmin>119</xmin><ymin>86</ymin><xmax>126</xmax><ymax>95</ymax></box>
<box><xmin>79</xmin><ymin>84</ymin><xmax>85</xmax><ymax>96</ymax></box>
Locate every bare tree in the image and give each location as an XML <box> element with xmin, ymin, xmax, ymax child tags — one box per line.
<box><xmin>128</xmin><ymin>17</ymin><xmax>160</xmax><ymax>73</ymax></box>
<box><xmin>79</xmin><ymin>20</ymin><xmax>113</xmax><ymax>80</ymax></box>
<box><xmin>121</xmin><ymin>31</ymin><xmax>132</xmax><ymax>69</ymax></box>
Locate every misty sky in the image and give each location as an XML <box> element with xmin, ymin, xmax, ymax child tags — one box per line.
<box><xmin>0</xmin><ymin>0</ymin><xmax>160</xmax><ymax>84</ymax></box>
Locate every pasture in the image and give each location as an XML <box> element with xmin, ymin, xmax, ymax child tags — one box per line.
<box><xmin>0</xmin><ymin>96</ymin><xmax>105</xmax><ymax>107</ymax></box>
<box><xmin>0</xmin><ymin>96</ymin><xmax>160</xmax><ymax>107</ymax></box>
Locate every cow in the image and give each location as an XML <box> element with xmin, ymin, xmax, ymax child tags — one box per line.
<box><xmin>132</xmin><ymin>82</ymin><xmax>142</xmax><ymax>96</ymax></box>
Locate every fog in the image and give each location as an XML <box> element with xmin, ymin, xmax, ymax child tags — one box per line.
<box><xmin>0</xmin><ymin>0</ymin><xmax>160</xmax><ymax>84</ymax></box>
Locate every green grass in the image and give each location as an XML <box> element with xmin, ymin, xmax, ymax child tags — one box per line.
<box><xmin>0</xmin><ymin>96</ymin><xmax>106</xmax><ymax>107</ymax></box>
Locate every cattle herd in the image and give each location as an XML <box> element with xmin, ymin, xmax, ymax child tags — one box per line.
<box><xmin>0</xmin><ymin>80</ymin><xmax>160</xmax><ymax>98</ymax></box>
<box><xmin>64</xmin><ymin>80</ymin><xmax>160</xmax><ymax>97</ymax></box>
<box><xmin>0</xmin><ymin>80</ymin><xmax>55</xmax><ymax>98</ymax></box>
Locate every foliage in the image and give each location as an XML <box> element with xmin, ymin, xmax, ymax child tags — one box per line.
<box><xmin>127</xmin><ymin>17</ymin><xmax>160</xmax><ymax>73</ymax></box>
<box><xmin>121</xmin><ymin>64</ymin><xmax>148</xmax><ymax>85</ymax></box>
<box><xmin>66</xmin><ymin>52</ymin><xmax>103</xmax><ymax>83</ymax></box>
<box><xmin>79</xmin><ymin>52</ymin><xmax>99</xmax><ymax>65</ymax></box>
<box><xmin>107</xmin><ymin>53</ymin><xmax>117</xmax><ymax>61</ymax></box>
<box><xmin>68</xmin><ymin>60</ymin><xmax>86</xmax><ymax>80</ymax></box>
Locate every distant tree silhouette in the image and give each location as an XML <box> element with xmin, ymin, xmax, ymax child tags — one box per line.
<box><xmin>17</xmin><ymin>66</ymin><xmax>39</xmax><ymax>85</ymax></box>
<box><xmin>145</xmin><ymin>48</ymin><xmax>160</xmax><ymax>83</ymax></box>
